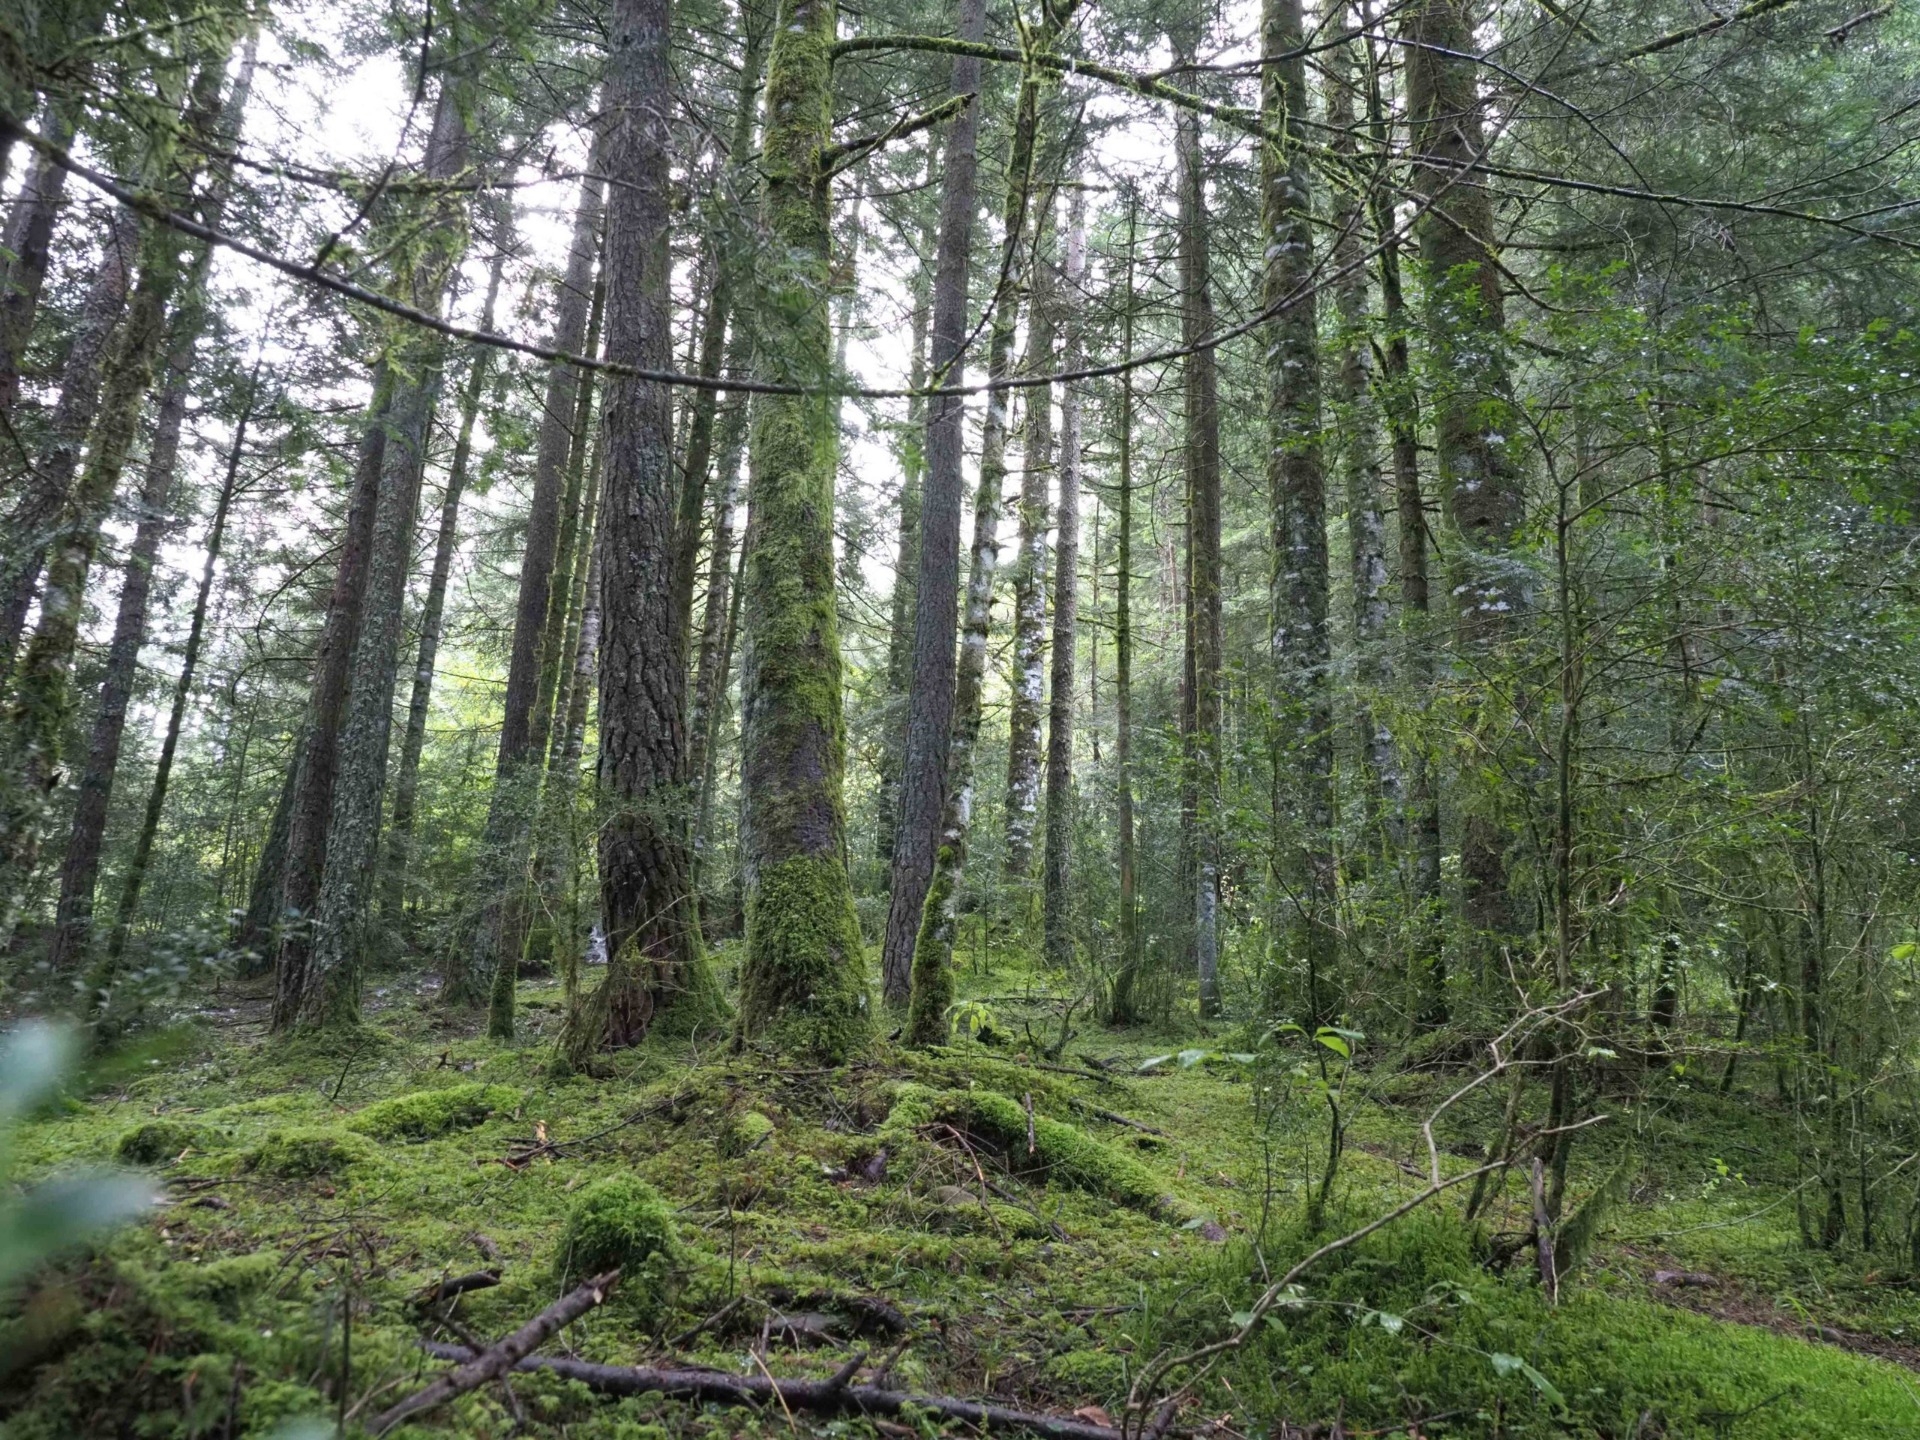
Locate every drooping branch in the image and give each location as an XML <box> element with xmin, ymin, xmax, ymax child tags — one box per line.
<box><xmin>821</xmin><ymin>90</ymin><xmax>975</xmax><ymax>180</ymax></box>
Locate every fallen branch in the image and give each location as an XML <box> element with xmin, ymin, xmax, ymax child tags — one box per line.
<box><xmin>371</xmin><ymin>1270</ymin><xmax>619</xmax><ymax>1435</ymax></box>
<box><xmin>412</xmin><ymin>1269</ymin><xmax>501</xmax><ymax>1308</ymax></box>
<box><xmin>1067</xmin><ymin>1099</ymin><xmax>1168</xmax><ymax>1137</ymax></box>
<box><xmin>418</xmin><ymin>1343</ymin><xmax>1161</xmax><ymax>1440</ymax></box>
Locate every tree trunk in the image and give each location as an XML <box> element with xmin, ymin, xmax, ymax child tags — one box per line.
<box><xmin>1404</xmin><ymin>0</ymin><xmax>1526</xmax><ymax>952</ymax></box>
<box><xmin>904</xmin><ymin>3</ymin><xmax>1072</xmax><ymax>1044</ymax></box>
<box><xmin>1262</xmin><ymin>0</ymin><xmax>1332</xmax><ymax>1024</ymax></box>
<box><xmin>1176</xmin><ymin>46</ymin><xmax>1225</xmax><ymax>1020</ymax></box>
<box><xmin>95</xmin><ymin>377</ymin><xmax>252</xmax><ymax>984</ymax></box>
<box><xmin>1041</xmin><ymin>185</ymin><xmax>1085</xmax><ymax>974</ymax></box>
<box><xmin>879</xmin><ymin>0</ymin><xmax>987</xmax><ymax>1006</ymax></box>
<box><xmin>581</xmin><ymin>0</ymin><xmax>717</xmax><ymax>1053</ymax></box>
<box><xmin>733</xmin><ymin>0</ymin><xmax>871</xmax><ymax>1060</ymax></box>
<box><xmin>470</xmin><ymin>160</ymin><xmax>605</xmax><ymax>1032</ymax></box>
<box><xmin>380</xmin><ymin>226</ymin><xmax>510</xmax><ymax>931</ymax></box>
<box><xmin>1003</xmin><ymin>214</ymin><xmax>1056</xmax><ymax>902</ymax></box>
<box><xmin>0</xmin><ymin>202</ymin><xmax>139</xmax><ymax>685</ymax></box>
<box><xmin>1107</xmin><ymin>191</ymin><xmax>1142</xmax><ymax>1024</ymax></box>
<box><xmin>0</xmin><ymin>96</ymin><xmax>75</xmax><ymax>417</ymax></box>
<box><xmin>290</xmin><ymin>81</ymin><xmax>473</xmax><ymax>1030</ymax></box>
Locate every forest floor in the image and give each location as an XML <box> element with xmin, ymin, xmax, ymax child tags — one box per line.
<box><xmin>4</xmin><ymin>948</ymin><xmax>1920</xmax><ymax>1438</ymax></box>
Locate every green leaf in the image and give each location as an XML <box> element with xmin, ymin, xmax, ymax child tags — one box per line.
<box><xmin>1489</xmin><ymin>1354</ymin><xmax>1564</xmax><ymax>1407</ymax></box>
<box><xmin>1176</xmin><ymin>1049</ymin><xmax>1209</xmax><ymax>1068</ymax></box>
<box><xmin>1314</xmin><ymin>1031</ymin><xmax>1351</xmax><ymax>1059</ymax></box>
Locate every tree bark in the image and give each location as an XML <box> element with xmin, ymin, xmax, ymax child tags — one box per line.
<box><xmin>1041</xmin><ymin>184</ymin><xmax>1085</xmax><ymax>974</ymax></box>
<box><xmin>904</xmin><ymin>2</ymin><xmax>1073</xmax><ymax>1044</ymax></box>
<box><xmin>733</xmin><ymin>0</ymin><xmax>871</xmax><ymax>1060</ymax></box>
<box><xmin>582</xmin><ymin>0</ymin><xmax>717</xmax><ymax>1053</ymax></box>
<box><xmin>470</xmin><ymin>160</ymin><xmax>605</xmax><ymax>1031</ymax></box>
<box><xmin>1003</xmin><ymin>211</ymin><xmax>1056</xmax><ymax>903</ymax></box>
<box><xmin>1176</xmin><ymin>43</ymin><xmax>1225</xmax><ymax>1020</ymax></box>
<box><xmin>379</xmin><ymin>227</ymin><xmax>510</xmax><ymax>932</ymax></box>
<box><xmin>879</xmin><ymin>0</ymin><xmax>987</xmax><ymax>1006</ymax></box>
<box><xmin>0</xmin><ymin>96</ymin><xmax>74</xmax><ymax>417</ymax></box>
<box><xmin>290</xmin><ymin>81</ymin><xmax>473</xmax><ymax>1030</ymax></box>
<box><xmin>1404</xmin><ymin>0</ymin><xmax>1526</xmax><ymax>950</ymax></box>
<box><xmin>1107</xmin><ymin>190</ymin><xmax>1142</xmax><ymax>1024</ymax></box>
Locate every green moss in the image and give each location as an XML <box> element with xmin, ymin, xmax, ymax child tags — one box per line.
<box><xmin>173</xmin><ymin>1251</ymin><xmax>278</xmax><ymax>1303</ymax></box>
<box><xmin>736</xmin><ymin>856</ymin><xmax>871</xmax><ymax>1062</ymax></box>
<box><xmin>349</xmin><ymin>1082</ymin><xmax>519</xmax><ymax>1141</ymax></box>
<box><xmin>555</xmin><ymin>1176</ymin><xmax>685</xmax><ymax>1322</ymax></box>
<box><xmin>722</xmin><ymin>1110</ymin><xmax>776</xmax><ymax>1157</ymax></box>
<box><xmin>246</xmin><ymin>1126</ymin><xmax>376</xmax><ymax>1178</ymax></box>
<box><xmin>115</xmin><ymin>1119</ymin><xmax>214</xmax><ymax>1166</ymax></box>
<box><xmin>905</xmin><ymin>850</ymin><xmax>960</xmax><ymax>1045</ymax></box>
<box><xmin>1046</xmin><ymin>1348</ymin><xmax>1126</xmax><ymax>1398</ymax></box>
<box><xmin>883</xmin><ymin>1084</ymin><xmax>1191</xmax><ymax>1220</ymax></box>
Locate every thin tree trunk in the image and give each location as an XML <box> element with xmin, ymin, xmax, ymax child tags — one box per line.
<box><xmin>1176</xmin><ymin>45</ymin><xmax>1225</xmax><ymax>1020</ymax></box>
<box><xmin>1405</xmin><ymin>0</ymin><xmax>1526</xmax><ymax>953</ymax></box>
<box><xmin>380</xmin><ymin>226</ymin><xmax>510</xmax><ymax>930</ymax></box>
<box><xmin>95</xmin><ymin>378</ymin><xmax>252</xmax><ymax>982</ymax></box>
<box><xmin>879</xmin><ymin>0</ymin><xmax>987</xmax><ymax>1007</ymax></box>
<box><xmin>0</xmin><ymin>96</ymin><xmax>75</xmax><ymax>417</ymax></box>
<box><xmin>235</xmin><ymin>735</ymin><xmax>297</xmax><ymax>972</ymax></box>
<box><xmin>1003</xmin><ymin>212</ymin><xmax>1056</xmax><ymax>902</ymax></box>
<box><xmin>1041</xmin><ymin>185</ymin><xmax>1085</xmax><ymax>974</ymax></box>
<box><xmin>0</xmin><ymin>202</ymin><xmax>139</xmax><ymax>684</ymax></box>
<box><xmin>1107</xmin><ymin>190</ymin><xmax>1142</xmax><ymax>1024</ymax></box>
<box><xmin>579</xmin><ymin>0</ymin><xmax>716</xmax><ymax>1053</ymax></box>
<box><xmin>291</xmin><ymin>81</ymin><xmax>473</xmax><ymax>1030</ymax></box>
<box><xmin>471</xmin><ymin>160</ymin><xmax>605</xmax><ymax>1031</ymax></box>
<box><xmin>904</xmin><ymin>2</ymin><xmax>1074</xmax><ymax>1044</ymax></box>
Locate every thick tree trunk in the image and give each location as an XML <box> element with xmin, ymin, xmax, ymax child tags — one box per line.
<box><xmin>904</xmin><ymin>4</ymin><xmax>1071</xmax><ymax>1043</ymax></box>
<box><xmin>879</xmin><ymin>0</ymin><xmax>986</xmax><ymax>1006</ymax></box>
<box><xmin>1262</xmin><ymin>0</ymin><xmax>1332</xmax><ymax>1025</ymax></box>
<box><xmin>290</xmin><ymin>82</ymin><xmax>472</xmax><ymax>1030</ymax></box>
<box><xmin>95</xmin><ymin>382</ymin><xmax>251</xmax><ymax>983</ymax></box>
<box><xmin>1107</xmin><ymin>193</ymin><xmax>1142</xmax><ymax>1024</ymax></box>
<box><xmin>1041</xmin><ymin>186</ymin><xmax>1085</xmax><ymax>974</ymax></box>
<box><xmin>1175</xmin><ymin>54</ymin><xmax>1225</xmax><ymax>1020</ymax></box>
<box><xmin>1404</xmin><ymin>0</ymin><xmax>1526</xmax><ymax>951</ymax></box>
<box><xmin>1003</xmin><ymin>214</ymin><xmax>1055</xmax><ymax>903</ymax></box>
<box><xmin>470</xmin><ymin>161</ymin><xmax>605</xmax><ymax>1032</ymax></box>
<box><xmin>380</xmin><ymin>230</ymin><xmax>509</xmax><ymax>931</ymax></box>
<box><xmin>0</xmin><ymin>97</ymin><xmax>74</xmax><ymax>417</ymax></box>
<box><xmin>0</xmin><ymin>203</ymin><xmax>138</xmax><ymax>685</ymax></box>
<box><xmin>582</xmin><ymin>0</ymin><xmax>717</xmax><ymax>1053</ymax></box>
<box><xmin>733</xmin><ymin>0</ymin><xmax>871</xmax><ymax>1059</ymax></box>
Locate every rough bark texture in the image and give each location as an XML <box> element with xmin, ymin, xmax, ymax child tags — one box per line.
<box><xmin>380</xmin><ymin>231</ymin><xmax>509</xmax><ymax>931</ymax></box>
<box><xmin>734</xmin><ymin>0</ymin><xmax>871</xmax><ymax>1060</ymax></box>
<box><xmin>585</xmin><ymin>0</ymin><xmax>720</xmax><ymax>1053</ymax></box>
<box><xmin>1003</xmin><ymin>215</ymin><xmax>1055</xmax><ymax>900</ymax></box>
<box><xmin>904</xmin><ymin>3</ymin><xmax>1070</xmax><ymax>1044</ymax></box>
<box><xmin>1175</xmin><ymin>48</ymin><xmax>1225</xmax><ymax>1020</ymax></box>
<box><xmin>879</xmin><ymin>0</ymin><xmax>986</xmax><ymax>1007</ymax></box>
<box><xmin>1405</xmin><ymin>0</ymin><xmax>1525</xmax><ymax>948</ymax></box>
<box><xmin>1107</xmin><ymin>195</ymin><xmax>1142</xmax><ymax>1023</ymax></box>
<box><xmin>472</xmin><ymin>161</ymin><xmax>605</xmax><ymax>1033</ymax></box>
<box><xmin>1262</xmin><ymin>0</ymin><xmax>1332</xmax><ymax>1023</ymax></box>
<box><xmin>1041</xmin><ymin>186</ymin><xmax>1085</xmax><ymax>974</ymax></box>
<box><xmin>0</xmin><ymin>97</ymin><xmax>74</xmax><ymax>417</ymax></box>
<box><xmin>290</xmin><ymin>81</ymin><xmax>472</xmax><ymax>1030</ymax></box>
<box><xmin>0</xmin><ymin>202</ymin><xmax>138</xmax><ymax>686</ymax></box>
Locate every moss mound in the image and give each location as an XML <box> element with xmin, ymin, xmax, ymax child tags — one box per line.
<box><xmin>246</xmin><ymin>1127</ymin><xmax>376</xmax><ymax>1178</ymax></box>
<box><xmin>883</xmin><ymin>1084</ymin><xmax>1191</xmax><ymax>1220</ymax></box>
<box><xmin>115</xmin><ymin>1119</ymin><xmax>214</xmax><ymax>1166</ymax></box>
<box><xmin>721</xmin><ymin>1109</ymin><xmax>776</xmax><ymax>1156</ymax></box>
<box><xmin>555</xmin><ymin>1174</ymin><xmax>685</xmax><ymax>1314</ymax></box>
<box><xmin>349</xmin><ymin>1082</ymin><xmax>519</xmax><ymax>1141</ymax></box>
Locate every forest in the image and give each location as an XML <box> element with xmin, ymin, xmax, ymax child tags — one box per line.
<box><xmin>3</xmin><ymin>0</ymin><xmax>1920</xmax><ymax>1433</ymax></box>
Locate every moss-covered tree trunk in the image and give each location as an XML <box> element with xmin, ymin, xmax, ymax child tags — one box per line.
<box><xmin>0</xmin><ymin>97</ymin><xmax>73</xmax><ymax>417</ymax></box>
<box><xmin>1262</xmin><ymin>0</ymin><xmax>1331</xmax><ymax>1024</ymax></box>
<box><xmin>1404</xmin><ymin>0</ymin><xmax>1526</xmax><ymax>956</ymax></box>
<box><xmin>733</xmin><ymin>0</ymin><xmax>870</xmax><ymax>1059</ymax></box>
<box><xmin>585</xmin><ymin>0</ymin><xmax>720</xmax><ymax>1053</ymax></box>
<box><xmin>1042</xmin><ymin>184</ymin><xmax>1084</xmax><ymax>974</ymax></box>
<box><xmin>879</xmin><ymin>0</ymin><xmax>987</xmax><ymax>1007</ymax></box>
<box><xmin>904</xmin><ymin>4</ymin><xmax>1070</xmax><ymax>1045</ymax></box>
<box><xmin>290</xmin><ymin>81</ymin><xmax>472</xmax><ymax>1031</ymax></box>
<box><xmin>472</xmin><ymin>163</ymin><xmax>605</xmax><ymax>1036</ymax></box>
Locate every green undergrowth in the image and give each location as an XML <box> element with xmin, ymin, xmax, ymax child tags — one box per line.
<box><xmin>0</xmin><ymin>968</ymin><xmax>1916</xmax><ymax>1437</ymax></box>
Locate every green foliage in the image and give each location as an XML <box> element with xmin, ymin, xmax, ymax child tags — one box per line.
<box><xmin>555</xmin><ymin>1175</ymin><xmax>685</xmax><ymax>1320</ymax></box>
<box><xmin>349</xmin><ymin>1082</ymin><xmax>520</xmax><ymax>1140</ymax></box>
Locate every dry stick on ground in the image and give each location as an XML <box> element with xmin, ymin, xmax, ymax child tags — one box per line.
<box><xmin>1067</xmin><ymin>1098</ymin><xmax>1169</xmax><ymax>1136</ymax></box>
<box><xmin>371</xmin><ymin>1269</ymin><xmax>619</xmax><ymax>1435</ymax></box>
<box><xmin>420</xmin><ymin>1343</ymin><xmax>1167</xmax><ymax>1440</ymax></box>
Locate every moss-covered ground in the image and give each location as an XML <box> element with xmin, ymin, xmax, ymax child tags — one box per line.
<box><xmin>3</xmin><ymin>947</ymin><xmax>1919</xmax><ymax>1437</ymax></box>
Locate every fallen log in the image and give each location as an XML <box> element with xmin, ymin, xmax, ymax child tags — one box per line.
<box><xmin>372</xmin><ymin>1270</ymin><xmax>619</xmax><ymax>1435</ymax></box>
<box><xmin>418</xmin><ymin>1342</ymin><xmax>1162</xmax><ymax>1440</ymax></box>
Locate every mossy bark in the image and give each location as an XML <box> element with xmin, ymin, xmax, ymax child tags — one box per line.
<box><xmin>733</xmin><ymin>0</ymin><xmax>870</xmax><ymax>1062</ymax></box>
<box><xmin>1041</xmin><ymin>186</ymin><xmax>1084</xmax><ymax>975</ymax></box>
<box><xmin>0</xmin><ymin>96</ymin><xmax>73</xmax><ymax>417</ymax></box>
